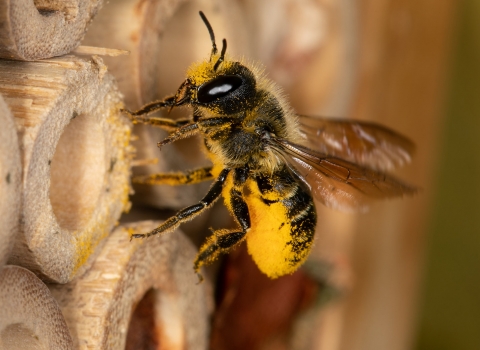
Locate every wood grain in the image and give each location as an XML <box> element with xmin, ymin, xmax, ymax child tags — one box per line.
<box><xmin>0</xmin><ymin>95</ymin><xmax>21</xmax><ymax>268</ymax></box>
<box><xmin>338</xmin><ymin>0</ymin><xmax>457</xmax><ymax>349</ymax></box>
<box><xmin>49</xmin><ymin>221</ymin><xmax>211</xmax><ymax>350</ymax></box>
<box><xmin>0</xmin><ymin>56</ymin><xmax>132</xmax><ymax>283</ymax></box>
<box><xmin>0</xmin><ymin>0</ymin><xmax>102</xmax><ymax>60</ymax></box>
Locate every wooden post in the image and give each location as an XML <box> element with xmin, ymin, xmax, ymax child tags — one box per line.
<box><xmin>49</xmin><ymin>221</ymin><xmax>211</xmax><ymax>350</ymax></box>
<box><xmin>0</xmin><ymin>0</ymin><xmax>102</xmax><ymax>60</ymax></box>
<box><xmin>337</xmin><ymin>1</ymin><xmax>456</xmax><ymax>350</ymax></box>
<box><xmin>0</xmin><ymin>56</ymin><xmax>132</xmax><ymax>283</ymax></box>
<box><xmin>0</xmin><ymin>265</ymin><xmax>73</xmax><ymax>349</ymax></box>
<box><xmin>0</xmin><ymin>96</ymin><xmax>21</xmax><ymax>268</ymax></box>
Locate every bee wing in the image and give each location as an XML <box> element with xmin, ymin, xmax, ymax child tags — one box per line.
<box><xmin>297</xmin><ymin>115</ymin><xmax>415</xmax><ymax>171</ymax></box>
<box><xmin>273</xmin><ymin>139</ymin><xmax>416</xmax><ymax>212</ymax></box>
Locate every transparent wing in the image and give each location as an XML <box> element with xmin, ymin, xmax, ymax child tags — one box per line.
<box><xmin>297</xmin><ymin>115</ymin><xmax>415</xmax><ymax>171</ymax></box>
<box><xmin>272</xmin><ymin>139</ymin><xmax>416</xmax><ymax>212</ymax></box>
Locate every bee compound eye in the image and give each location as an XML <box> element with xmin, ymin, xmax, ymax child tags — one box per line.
<box><xmin>197</xmin><ymin>75</ymin><xmax>243</xmax><ymax>103</ymax></box>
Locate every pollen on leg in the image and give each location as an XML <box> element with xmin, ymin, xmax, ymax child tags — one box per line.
<box><xmin>194</xmin><ymin>228</ymin><xmax>247</xmax><ymax>273</ymax></box>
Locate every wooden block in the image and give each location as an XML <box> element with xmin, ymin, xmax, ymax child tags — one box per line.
<box><xmin>0</xmin><ymin>265</ymin><xmax>73</xmax><ymax>349</ymax></box>
<box><xmin>49</xmin><ymin>221</ymin><xmax>211</xmax><ymax>350</ymax></box>
<box><xmin>0</xmin><ymin>55</ymin><xmax>133</xmax><ymax>283</ymax></box>
<box><xmin>0</xmin><ymin>95</ymin><xmax>21</xmax><ymax>268</ymax></box>
<box><xmin>0</xmin><ymin>0</ymin><xmax>103</xmax><ymax>60</ymax></box>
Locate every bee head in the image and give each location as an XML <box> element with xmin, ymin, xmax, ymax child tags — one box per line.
<box><xmin>172</xmin><ymin>12</ymin><xmax>257</xmax><ymax>115</ymax></box>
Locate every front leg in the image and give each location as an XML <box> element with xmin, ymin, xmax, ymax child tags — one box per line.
<box><xmin>122</xmin><ymin>96</ymin><xmax>175</xmax><ymax>117</ymax></box>
<box><xmin>133</xmin><ymin>166</ymin><xmax>214</xmax><ymax>186</ymax></box>
<box><xmin>131</xmin><ymin>169</ymin><xmax>230</xmax><ymax>239</ymax></box>
<box><xmin>122</xmin><ymin>97</ymin><xmax>190</xmax><ymax>132</ymax></box>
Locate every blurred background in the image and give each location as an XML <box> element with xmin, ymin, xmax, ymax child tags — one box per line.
<box><xmin>415</xmin><ymin>0</ymin><xmax>480</xmax><ymax>349</ymax></box>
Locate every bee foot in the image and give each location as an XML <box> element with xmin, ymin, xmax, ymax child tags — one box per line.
<box><xmin>131</xmin><ymin>233</ymin><xmax>147</xmax><ymax>240</ymax></box>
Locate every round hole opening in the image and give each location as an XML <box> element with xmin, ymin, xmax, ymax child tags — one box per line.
<box><xmin>1</xmin><ymin>323</ymin><xmax>45</xmax><ymax>350</ymax></box>
<box><xmin>126</xmin><ymin>289</ymin><xmax>160</xmax><ymax>350</ymax></box>
<box><xmin>50</xmin><ymin>114</ymin><xmax>106</xmax><ymax>231</ymax></box>
<box><xmin>126</xmin><ymin>289</ymin><xmax>185</xmax><ymax>349</ymax></box>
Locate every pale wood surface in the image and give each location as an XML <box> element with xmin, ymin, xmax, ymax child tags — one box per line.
<box><xmin>0</xmin><ymin>0</ymin><xmax>103</xmax><ymax>60</ymax></box>
<box><xmin>73</xmin><ymin>45</ymin><xmax>130</xmax><ymax>57</ymax></box>
<box><xmin>0</xmin><ymin>56</ymin><xmax>132</xmax><ymax>283</ymax></box>
<box><xmin>242</xmin><ymin>0</ymin><xmax>358</xmax><ymax>117</ymax></box>
<box><xmin>81</xmin><ymin>0</ymin><xmax>186</xmax><ymax>110</ymax></box>
<box><xmin>0</xmin><ymin>95</ymin><xmax>21</xmax><ymax>268</ymax></box>
<box><xmin>337</xmin><ymin>0</ymin><xmax>456</xmax><ymax>349</ymax></box>
<box><xmin>0</xmin><ymin>265</ymin><xmax>73</xmax><ymax>349</ymax></box>
<box><xmin>49</xmin><ymin>221</ymin><xmax>211</xmax><ymax>350</ymax></box>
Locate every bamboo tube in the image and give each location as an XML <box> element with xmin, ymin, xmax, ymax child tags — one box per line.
<box><xmin>0</xmin><ymin>55</ymin><xmax>132</xmax><ymax>283</ymax></box>
<box><xmin>0</xmin><ymin>95</ymin><xmax>21</xmax><ymax>268</ymax></box>
<box><xmin>0</xmin><ymin>0</ymin><xmax>102</xmax><ymax>60</ymax></box>
<box><xmin>49</xmin><ymin>221</ymin><xmax>211</xmax><ymax>350</ymax></box>
<box><xmin>82</xmin><ymin>0</ymin><xmax>251</xmax><ymax>209</ymax></box>
<box><xmin>0</xmin><ymin>265</ymin><xmax>73</xmax><ymax>349</ymax></box>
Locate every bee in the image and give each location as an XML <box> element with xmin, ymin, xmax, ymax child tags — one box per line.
<box><xmin>123</xmin><ymin>11</ymin><xmax>415</xmax><ymax>279</ymax></box>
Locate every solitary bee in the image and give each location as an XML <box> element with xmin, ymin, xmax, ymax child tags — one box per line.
<box><xmin>123</xmin><ymin>12</ymin><xmax>415</xmax><ymax>279</ymax></box>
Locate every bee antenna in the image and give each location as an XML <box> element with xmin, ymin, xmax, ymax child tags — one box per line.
<box><xmin>199</xmin><ymin>11</ymin><xmax>218</xmax><ymax>58</ymax></box>
<box><xmin>214</xmin><ymin>39</ymin><xmax>227</xmax><ymax>71</ymax></box>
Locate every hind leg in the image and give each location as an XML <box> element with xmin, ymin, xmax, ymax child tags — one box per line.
<box><xmin>194</xmin><ymin>185</ymin><xmax>251</xmax><ymax>274</ymax></box>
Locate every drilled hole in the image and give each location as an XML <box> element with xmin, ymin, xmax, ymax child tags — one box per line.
<box><xmin>50</xmin><ymin>114</ymin><xmax>106</xmax><ymax>231</ymax></box>
<box><xmin>126</xmin><ymin>289</ymin><xmax>160</xmax><ymax>350</ymax></box>
<box><xmin>0</xmin><ymin>323</ymin><xmax>45</xmax><ymax>350</ymax></box>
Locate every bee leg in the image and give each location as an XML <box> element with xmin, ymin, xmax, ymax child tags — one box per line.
<box><xmin>133</xmin><ymin>166</ymin><xmax>214</xmax><ymax>186</ymax></box>
<box><xmin>194</xmin><ymin>179</ymin><xmax>251</xmax><ymax>274</ymax></box>
<box><xmin>121</xmin><ymin>97</ymin><xmax>191</xmax><ymax>132</ymax></box>
<box><xmin>131</xmin><ymin>169</ymin><xmax>230</xmax><ymax>239</ymax></box>
<box><xmin>193</xmin><ymin>228</ymin><xmax>248</xmax><ymax>275</ymax></box>
<box><xmin>157</xmin><ymin>115</ymin><xmax>237</xmax><ymax>147</ymax></box>
<box><xmin>122</xmin><ymin>96</ymin><xmax>174</xmax><ymax>116</ymax></box>
<box><xmin>157</xmin><ymin>122</ymin><xmax>199</xmax><ymax>147</ymax></box>
<box><xmin>132</xmin><ymin>116</ymin><xmax>191</xmax><ymax>132</ymax></box>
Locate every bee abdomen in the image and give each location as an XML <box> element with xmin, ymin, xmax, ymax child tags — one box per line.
<box><xmin>246</xmin><ymin>168</ymin><xmax>316</xmax><ymax>278</ymax></box>
<box><xmin>282</xmin><ymin>185</ymin><xmax>316</xmax><ymax>265</ymax></box>
<box><xmin>283</xmin><ymin>185</ymin><xmax>315</xmax><ymax>221</ymax></box>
